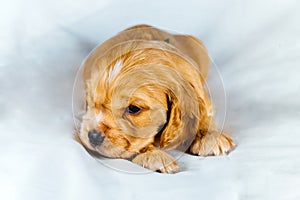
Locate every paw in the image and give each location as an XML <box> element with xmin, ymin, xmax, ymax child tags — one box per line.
<box><xmin>189</xmin><ymin>133</ymin><xmax>235</xmax><ymax>156</ymax></box>
<box><xmin>132</xmin><ymin>150</ymin><xmax>178</xmax><ymax>173</ymax></box>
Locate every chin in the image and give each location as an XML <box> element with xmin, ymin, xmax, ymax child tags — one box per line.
<box><xmin>77</xmin><ymin>24</ymin><xmax>235</xmax><ymax>173</ymax></box>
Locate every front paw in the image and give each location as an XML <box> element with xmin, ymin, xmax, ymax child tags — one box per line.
<box><xmin>132</xmin><ymin>149</ymin><xmax>178</xmax><ymax>173</ymax></box>
<box><xmin>189</xmin><ymin>133</ymin><xmax>235</xmax><ymax>156</ymax></box>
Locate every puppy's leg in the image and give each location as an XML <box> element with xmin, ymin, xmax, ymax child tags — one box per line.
<box><xmin>189</xmin><ymin>93</ymin><xmax>235</xmax><ymax>156</ymax></box>
<box><xmin>132</xmin><ymin>145</ymin><xmax>178</xmax><ymax>173</ymax></box>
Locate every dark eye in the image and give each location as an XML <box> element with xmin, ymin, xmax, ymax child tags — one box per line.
<box><xmin>127</xmin><ymin>105</ymin><xmax>141</xmax><ymax>114</ymax></box>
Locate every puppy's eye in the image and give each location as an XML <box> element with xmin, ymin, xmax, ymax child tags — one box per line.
<box><xmin>127</xmin><ymin>105</ymin><xmax>141</xmax><ymax>115</ymax></box>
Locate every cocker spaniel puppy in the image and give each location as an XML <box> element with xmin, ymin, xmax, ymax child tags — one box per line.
<box><xmin>77</xmin><ymin>24</ymin><xmax>235</xmax><ymax>173</ymax></box>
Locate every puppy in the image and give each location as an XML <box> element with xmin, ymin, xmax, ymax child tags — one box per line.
<box><xmin>77</xmin><ymin>25</ymin><xmax>235</xmax><ymax>173</ymax></box>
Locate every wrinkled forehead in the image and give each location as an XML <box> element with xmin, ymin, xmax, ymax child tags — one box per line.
<box><xmin>93</xmin><ymin>82</ymin><xmax>167</xmax><ymax>112</ymax></box>
<box><xmin>113</xmin><ymin>84</ymin><xmax>169</xmax><ymax>108</ymax></box>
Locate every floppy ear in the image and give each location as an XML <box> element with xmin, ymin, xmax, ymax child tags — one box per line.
<box><xmin>160</xmin><ymin>82</ymin><xmax>213</xmax><ymax>151</ymax></box>
<box><xmin>159</xmin><ymin>78</ymin><xmax>201</xmax><ymax>151</ymax></box>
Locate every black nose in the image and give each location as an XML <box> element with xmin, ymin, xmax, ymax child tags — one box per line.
<box><xmin>88</xmin><ymin>130</ymin><xmax>105</xmax><ymax>146</ymax></box>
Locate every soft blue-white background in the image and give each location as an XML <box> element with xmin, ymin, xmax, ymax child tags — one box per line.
<box><xmin>1</xmin><ymin>0</ymin><xmax>300</xmax><ymax>199</ymax></box>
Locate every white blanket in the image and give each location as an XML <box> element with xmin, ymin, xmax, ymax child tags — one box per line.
<box><xmin>1</xmin><ymin>0</ymin><xmax>300</xmax><ymax>199</ymax></box>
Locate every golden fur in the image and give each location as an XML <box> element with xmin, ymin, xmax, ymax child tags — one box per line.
<box><xmin>78</xmin><ymin>25</ymin><xmax>235</xmax><ymax>173</ymax></box>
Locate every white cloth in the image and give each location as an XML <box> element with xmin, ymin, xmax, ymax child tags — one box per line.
<box><xmin>1</xmin><ymin>0</ymin><xmax>300</xmax><ymax>199</ymax></box>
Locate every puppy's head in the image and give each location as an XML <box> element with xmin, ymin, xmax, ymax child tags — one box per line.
<box><xmin>79</xmin><ymin>41</ymin><xmax>207</xmax><ymax>158</ymax></box>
